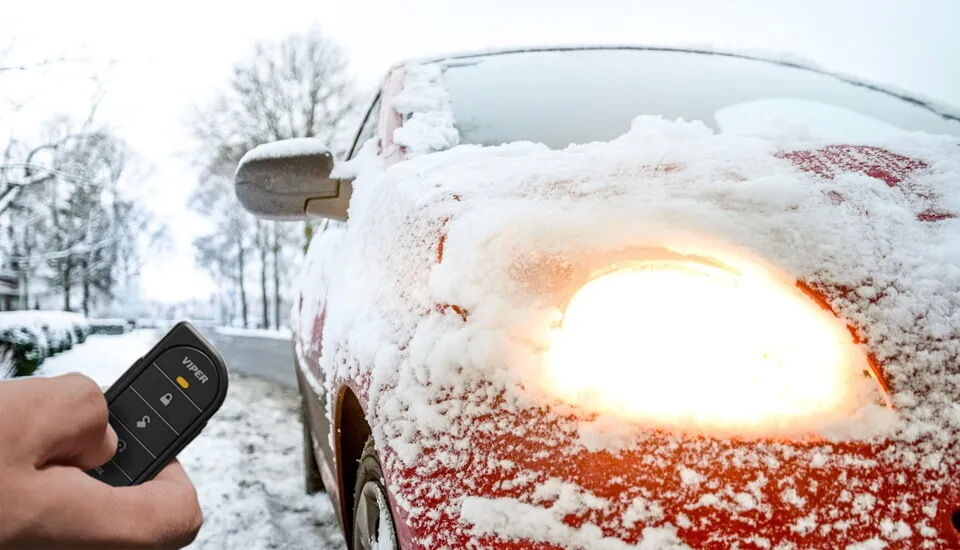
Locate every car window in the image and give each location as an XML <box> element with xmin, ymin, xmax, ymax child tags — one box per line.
<box><xmin>440</xmin><ymin>49</ymin><xmax>960</xmax><ymax>149</ymax></box>
<box><xmin>348</xmin><ymin>95</ymin><xmax>381</xmax><ymax>159</ymax></box>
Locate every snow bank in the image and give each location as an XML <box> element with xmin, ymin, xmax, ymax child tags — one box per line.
<box><xmin>296</xmin><ymin>107</ymin><xmax>960</xmax><ymax>546</ymax></box>
<box><xmin>0</xmin><ymin>310</ymin><xmax>91</xmax><ymax>376</ymax></box>
<box><xmin>0</xmin><ymin>310</ymin><xmax>88</xmax><ymax>334</ymax></box>
<box><xmin>34</xmin><ymin>329</ymin><xmax>157</xmax><ymax>387</ymax></box>
<box><xmin>215</xmin><ymin>326</ymin><xmax>291</xmax><ymax>341</ymax></box>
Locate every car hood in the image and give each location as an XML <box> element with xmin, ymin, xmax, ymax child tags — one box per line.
<box><xmin>305</xmin><ymin>117</ymin><xmax>960</xmax><ymax>548</ymax></box>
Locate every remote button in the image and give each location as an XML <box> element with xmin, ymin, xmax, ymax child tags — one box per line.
<box><xmin>109</xmin><ymin>416</ymin><xmax>155</xmax><ymax>481</ymax></box>
<box><xmin>87</xmin><ymin>460</ymin><xmax>131</xmax><ymax>486</ymax></box>
<box><xmin>110</xmin><ymin>389</ymin><xmax>178</xmax><ymax>455</ymax></box>
<box><xmin>154</xmin><ymin>347</ymin><xmax>219</xmax><ymax>409</ymax></box>
<box><xmin>131</xmin><ymin>364</ymin><xmax>202</xmax><ymax>433</ymax></box>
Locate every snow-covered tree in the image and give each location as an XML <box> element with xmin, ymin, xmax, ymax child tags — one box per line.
<box><xmin>0</xmin><ymin>43</ymin><xmax>162</xmax><ymax>315</ymax></box>
<box><xmin>1</xmin><ymin>120</ymin><xmax>158</xmax><ymax>314</ymax></box>
<box><xmin>190</xmin><ymin>27</ymin><xmax>360</xmax><ymax>328</ymax></box>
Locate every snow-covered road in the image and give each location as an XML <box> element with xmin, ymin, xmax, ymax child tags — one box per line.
<box><xmin>35</xmin><ymin>330</ymin><xmax>346</xmax><ymax>549</ymax></box>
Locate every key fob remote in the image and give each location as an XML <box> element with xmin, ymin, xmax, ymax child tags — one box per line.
<box><xmin>86</xmin><ymin>321</ymin><xmax>229</xmax><ymax>486</ymax></box>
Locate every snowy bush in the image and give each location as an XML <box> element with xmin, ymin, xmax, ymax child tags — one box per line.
<box><xmin>0</xmin><ymin>311</ymin><xmax>90</xmax><ymax>377</ymax></box>
<box><xmin>0</xmin><ymin>326</ymin><xmax>45</xmax><ymax>377</ymax></box>
<box><xmin>0</xmin><ymin>345</ymin><xmax>12</xmax><ymax>379</ymax></box>
<box><xmin>73</xmin><ymin>322</ymin><xmax>89</xmax><ymax>345</ymax></box>
<box><xmin>88</xmin><ymin>318</ymin><xmax>132</xmax><ymax>335</ymax></box>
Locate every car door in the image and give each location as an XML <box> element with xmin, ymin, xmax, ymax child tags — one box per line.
<box><xmin>296</xmin><ymin>93</ymin><xmax>382</xmax><ymax>482</ymax></box>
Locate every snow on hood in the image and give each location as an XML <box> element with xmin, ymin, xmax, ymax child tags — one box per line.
<box><xmin>297</xmin><ymin>116</ymin><xmax>959</xmax><ymax>547</ymax></box>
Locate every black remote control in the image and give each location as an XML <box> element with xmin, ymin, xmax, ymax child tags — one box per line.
<box><xmin>86</xmin><ymin>321</ymin><xmax>229</xmax><ymax>486</ymax></box>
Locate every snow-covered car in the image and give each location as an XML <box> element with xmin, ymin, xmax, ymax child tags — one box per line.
<box><xmin>234</xmin><ymin>47</ymin><xmax>960</xmax><ymax>549</ymax></box>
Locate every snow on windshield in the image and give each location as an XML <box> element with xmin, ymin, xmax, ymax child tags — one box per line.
<box><xmin>297</xmin><ymin>106</ymin><xmax>960</xmax><ymax>546</ymax></box>
<box><xmin>439</xmin><ymin>49</ymin><xmax>960</xmax><ymax>148</ymax></box>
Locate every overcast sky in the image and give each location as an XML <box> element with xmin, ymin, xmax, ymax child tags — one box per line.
<box><xmin>3</xmin><ymin>0</ymin><xmax>958</xmax><ymax>303</ymax></box>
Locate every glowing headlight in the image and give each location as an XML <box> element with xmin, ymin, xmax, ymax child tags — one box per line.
<box><xmin>544</xmin><ymin>255</ymin><xmax>883</xmax><ymax>435</ymax></box>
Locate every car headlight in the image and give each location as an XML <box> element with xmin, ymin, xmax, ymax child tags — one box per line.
<box><xmin>544</xmin><ymin>253</ymin><xmax>885</xmax><ymax>436</ymax></box>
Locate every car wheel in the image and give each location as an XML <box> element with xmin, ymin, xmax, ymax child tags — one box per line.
<box><xmin>301</xmin><ymin>401</ymin><xmax>325</xmax><ymax>494</ymax></box>
<box><xmin>352</xmin><ymin>438</ymin><xmax>399</xmax><ymax>550</ymax></box>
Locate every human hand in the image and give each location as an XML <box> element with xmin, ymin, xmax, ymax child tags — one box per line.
<box><xmin>0</xmin><ymin>373</ymin><xmax>202</xmax><ymax>549</ymax></box>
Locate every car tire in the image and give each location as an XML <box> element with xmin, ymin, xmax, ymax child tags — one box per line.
<box><xmin>301</xmin><ymin>401</ymin><xmax>325</xmax><ymax>494</ymax></box>
<box><xmin>352</xmin><ymin>438</ymin><xmax>400</xmax><ymax>550</ymax></box>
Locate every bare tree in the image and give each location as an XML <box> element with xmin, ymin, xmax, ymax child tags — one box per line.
<box><xmin>254</xmin><ymin>220</ymin><xmax>270</xmax><ymax>329</ymax></box>
<box><xmin>190</xmin><ymin>28</ymin><xmax>359</xmax><ymax>328</ymax></box>
<box><xmin>0</xmin><ymin>40</ymin><xmax>84</xmax><ymax>75</ymax></box>
<box><xmin>0</xmin><ymin>48</ymin><xmax>100</xmax><ymax>215</ymax></box>
<box><xmin>270</xmin><ymin>222</ymin><xmax>301</xmax><ymax>329</ymax></box>
<box><xmin>190</xmin><ymin>172</ymin><xmax>252</xmax><ymax>328</ymax></box>
<box><xmin>194</xmin><ymin>28</ymin><xmax>357</xmax><ymax>161</ymax></box>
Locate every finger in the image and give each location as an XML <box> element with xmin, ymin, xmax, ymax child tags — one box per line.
<box><xmin>23</xmin><ymin>373</ymin><xmax>114</xmax><ymax>468</ymax></box>
<box><xmin>116</xmin><ymin>460</ymin><xmax>203</xmax><ymax>548</ymax></box>
<box><xmin>65</xmin><ymin>422</ymin><xmax>118</xmax><ymax>470</ymax></box>
<box><xmin>32</xmin><ymin>460</ymin><xmax>202</xmax><ymax>549</ymax></box>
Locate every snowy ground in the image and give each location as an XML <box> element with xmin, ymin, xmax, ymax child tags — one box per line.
<box><xmin>36</xmin><ymin>330</ymin><xmax>157</xmax><ymax>386</ymax></box>
<box><xmin>179</xmin><ymin>374</ymin><xmax>344</xmax><ymax>549</ymax></box>
<box><xmin>34</xmin><ymin>330</ymin><xmax>345</xmax><ymax>549</ymax></box>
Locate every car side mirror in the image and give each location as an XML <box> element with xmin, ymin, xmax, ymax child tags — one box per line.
<box><xmin>234</xmin><ymin>138</ymin><xmax>353</xmax><ymax>221</ymax></box>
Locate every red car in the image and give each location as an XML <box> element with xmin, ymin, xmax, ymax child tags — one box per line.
<box><xmin>235</xmin><ymin>47</ymin><xmax>960</xmax><ymax>549</ymax></box>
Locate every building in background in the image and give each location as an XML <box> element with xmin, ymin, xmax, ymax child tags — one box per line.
<box><xmin>0</xmin><ymin>270</ymin><xmax>20</xmax><ymax>311</ymax></box>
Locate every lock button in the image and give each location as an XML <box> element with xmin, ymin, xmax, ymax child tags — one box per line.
<box><xmin>130</xmin><ymin>363</ymin><xmax>203</xmax><ymax>433</ymax></box>
<box><xmin>109</xmin><ymin>388</ymin><xmax>178</xmax><ymax>456</ymax></box>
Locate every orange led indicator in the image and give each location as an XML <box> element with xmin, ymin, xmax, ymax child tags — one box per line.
<box><xmin>176</xmin><ymin>376</ymin><xmax>190</xmax><ymax>389</ymax></box>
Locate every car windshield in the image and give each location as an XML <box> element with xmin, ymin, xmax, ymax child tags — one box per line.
<box><xmin>440</xmin><ymin>49</ymin><xmax>960</xmax><ymax>148</ymax></box>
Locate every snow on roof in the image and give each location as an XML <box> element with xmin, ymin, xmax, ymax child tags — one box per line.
<box><xmin>296</xmin><ymin>115</ymin><xmax>960</xmax><ymax>546</ymax></box>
